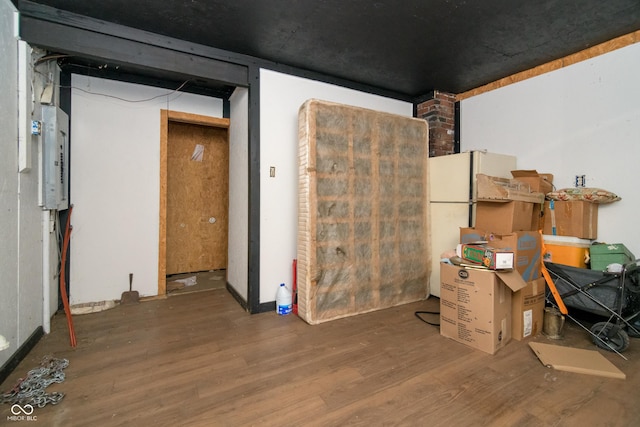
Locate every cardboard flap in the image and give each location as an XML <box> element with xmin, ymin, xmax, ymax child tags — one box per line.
<box><xmin>511</xmin><ymin>170</ymin><xmax>540</xmax><ymax>178</ymax></box>
<box><xmin>494</xmin><ymin>270</ymin><xmax>527</xmax><ymax>292</ymax></box>
<box><xmin>529</xmin><ymin>342</ymin><xmax>625</xmax><ymax>379</ymax></box>
<box><xmin>511</xmin><ymin>170</ymin><xmax>554</xmax><ymax>194</ymax></box>
<box><xmin>511</xmin><ymin>170</ymin><xmax>554</xmax><ymax>181</ymax></box>
<box><xmin>476</xmin><ymin>173</ymin><xmax>545</xmax><ymax>203</ymax></box>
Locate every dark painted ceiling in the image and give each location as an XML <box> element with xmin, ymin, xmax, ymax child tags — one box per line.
<box><xmin>18</xmin><ymin>0</ymin><xmax>640</xmax><ymax>100</ymax></box>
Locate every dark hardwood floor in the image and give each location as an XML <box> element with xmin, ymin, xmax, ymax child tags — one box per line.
<box><xmin>2</xmin><ymin>288</ymin><xmax>639</xmax><ymax>426</ymax></box>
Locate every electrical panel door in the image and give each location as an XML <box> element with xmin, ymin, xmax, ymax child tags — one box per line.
<box><xmin>42</xmin><ymin>105</ymin><xmax>69</xmax><ymax>210</ymax></box>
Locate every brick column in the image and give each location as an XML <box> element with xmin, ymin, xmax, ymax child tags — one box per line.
<box><xmin>416</xmin><ymin>91</ymin><xmax>456</xmax><ymax>157</ymax></box>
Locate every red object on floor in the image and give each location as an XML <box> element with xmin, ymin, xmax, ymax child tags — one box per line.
<box><xmin>292</xmin><ymin>259</ymin><xmax>298</xmax><ymax>315</ymax></box>
<box><xmin>60</xmin><ymin>206</ymin><xmax>77</xmax><ymax>347</ymax></box>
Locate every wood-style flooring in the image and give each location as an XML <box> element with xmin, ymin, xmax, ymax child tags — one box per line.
<box><xmin>1</xmin><ymin>288</ymin><xmax>639</xmax><ymax>426</ymax></box>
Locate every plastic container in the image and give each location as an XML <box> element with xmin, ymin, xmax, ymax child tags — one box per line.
<box><xmin>590</xmin><ymin>243</ymin><xmax>635</xmax><ymax>271</ymax></box>
<box><xmin>276</xmin><ymin>283</ymin><xmax>292</xmax><ymax>315</ymax></box>
<box><xmin>543</xmin><ymin>235</ymin><xmax>591</xmax><ymax>269</ymax></box>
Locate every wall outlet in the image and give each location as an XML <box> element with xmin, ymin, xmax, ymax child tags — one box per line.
<box><xmin>575</xmin><ymin>175</ymin><xmax>586</xmax><ymax>187</ymax></box>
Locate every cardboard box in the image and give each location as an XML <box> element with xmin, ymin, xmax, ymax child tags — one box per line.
<box><xmin>475</xmin><ymin>200</ymin><xmax>535</xmax><ymax>235</ymax></box>
<box><xmin>511</xmin><ymin>170</ymin><xmax>554</xmax><ymax>195</ymax></box>
<box><xmin>460</xmin><ymin>228</ymin><xmax>542</xmax><ymax>281</ymax></box>
<box><xmin>531</xmin><ymin>203</ymin><xmax>544</xmax><ymax>232</ymax></box>
<box><xmin>543</xmin><ymin>200</ymin><xmax>598</xmax><ymax>239</ymax></box>
<box><xmin>590</xmin><ymin>243</ymin><xmax>635</xmax><ymax>271</ymax></box>
<box><xmin>512</xmin><ymin>277</ymin><xmax>546</xmax><ymax>341</ymax></box>
<box><xmin>457</xmin><ymin>243</ymin><xmax>514</xmax><ymax>269</ymax></box>
<box><xmin>440</xmin><ymin>263</ymin><xmax>527</xmax><ymax>354</ymax></box>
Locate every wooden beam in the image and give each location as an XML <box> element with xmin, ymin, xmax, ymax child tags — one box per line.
<box><xmin>158</xmin><ymin>110</ymin><xmax>169</xmax><ymax>296</ymax></box>
<box><xmin>457</xmin><ymin>30</ymin><xmax>640</xmax><ymax>101</ymax></box>
<box><xmin>167</xmin><ymin>111</ymin><xmax>230</xmax><ymax>129</ymax></box>
<box><xmin>19</xmin><ymin>0</ymin><xmax>258</xmax><ymax>70</ymax></box>
<box><xmin>19</xmin><ymin>16</ymin><xmax>249</xmax><ymax>88</ymax></box>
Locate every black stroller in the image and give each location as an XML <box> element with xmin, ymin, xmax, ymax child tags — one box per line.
<box><xmin>544</xmin><ymin>260</ymin><xmax>640</xmax><ymax>355</ymax></box>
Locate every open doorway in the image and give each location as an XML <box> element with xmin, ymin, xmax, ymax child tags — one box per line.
<box><xmin>158</xmin><ymin>110</ymin><xmax>230</xmax><ymax>296</ymax></box>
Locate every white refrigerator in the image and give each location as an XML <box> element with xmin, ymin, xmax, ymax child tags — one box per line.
<box><xmin>428</xmin><ymin>151</ymin><xmax>517</xmax><ymax>297</ymax></box>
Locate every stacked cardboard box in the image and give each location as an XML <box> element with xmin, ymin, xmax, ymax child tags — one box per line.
<box><xmin>512</xmin><ymin>170</ymin><xmax>554</xmax><ymax>194</ymax></box>
<box><xmin>440</xmin><ymin>263</ymin><xmax>527</xmax><ymax>354</ymax></box>
<box><xmin>460</xmin><ymin>228</ymin><xmax>545</xmax><ymax>341</ymax></box>
<box><xmin>457</xmin><ymin>243</ymin><xmax>514</xmax><ymax>270</ymax></box>
<box><xmin>475</xmin><ymin>173</ymin><xmax>546</xmax><ymax>235</ymax></box>
<box><xmin>460</xmin><ymin>228</ymin><xmax>541</xmax><ymax>281</ymax></box>
<box><xmin>440</xmin><ymin>171</ymin><xmax>557</xmax><ymax>353</ymax></box>
<box><xmin>512</xmin><ymin>170</ymin><xmax>553</xmax><ymax>231</ymax></box>
<box><xmin>522</xmin><ymin>169</ymin><xmax>600</xmax><ymax>241</ymax></box>
<box><xmin>543</xmin><ymin>200</ymin><xmax>598</xmax><ymax>240</ymax></box>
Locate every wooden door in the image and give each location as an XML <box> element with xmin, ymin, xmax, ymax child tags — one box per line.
<box><xmin>165</xmin><ymin>120</ymin><xmax>229</xmax><ymax>275</ymax></box>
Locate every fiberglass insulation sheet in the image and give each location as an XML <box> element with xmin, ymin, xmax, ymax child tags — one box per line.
<box><xmin>298</xmin><ymin>99</ymin><xmax>431</xmax><ymax>324</ymax></box>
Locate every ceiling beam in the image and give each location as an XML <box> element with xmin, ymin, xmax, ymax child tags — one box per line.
<box><xmin>457</xmin><ymin>30</ymin><xmax>640</xmax><ymax>102</ymax></box>
<box><xmin>19</xmin><ymin>0</ymin><xmax>260</xmax><ymax>69</ymax></box>
<box><xmin>58</xmin><ymin>62</ymin><xmax>236</xmax><ymax>100</ymax></box>
<box><xmin>20</xmin><ymin>16</ymin><xmax>249</xmax><ymax>87</ymax></box>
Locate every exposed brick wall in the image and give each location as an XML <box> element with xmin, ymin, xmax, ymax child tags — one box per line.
<box><xmin>416</xmin><ymin>91</ymin><xmax>456</xmax><ymax>157</ymax></box>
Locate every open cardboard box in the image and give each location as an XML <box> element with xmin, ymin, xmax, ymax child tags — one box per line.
<box><xmin>440</xmin><ymin>263</ymin><xmax>527</xmax><ymax>354</ymax></box>
<box><xmin>459</xmin><ymin>228</ymin><xmax>544</xmax><ymax>341</ymax></box>
<box><xmin>475</xmin><ymin>173</ymin><xmax>544</xmax><ymax>235</ymax></box>
<box><xmin>476</xmin><ymin>173</ymin><xmax>545</xmax><ymax>203</ymax></box>
<box><xmin>460</xmin><ymin>228</ymin><xmax>542</xmax><ymax>281</ymax></box>
<box><xmin>511</xmin><ymin>170</ymin><xmax>554</xmax><ymax>195</ymax></box>
<box><xmin>457</xmin><ymin>243</ymin><xmax>514</xmax><ymax>269</ymax></box>
<box><xmin>475</xmin><ymin>200</ymin><xmax>535</xmax><ymax>235</ymax></box>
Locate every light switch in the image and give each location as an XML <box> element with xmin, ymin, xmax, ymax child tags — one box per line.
<box><xmin>270</xmin><ymin>166</ymin><xmax>276</xmax><ymax>177</ymax></box>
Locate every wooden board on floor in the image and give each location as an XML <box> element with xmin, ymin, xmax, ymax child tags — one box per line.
<box><xmin>529</xmin><ymin>342</ymin><xmax>626</xmax><ymax>379</ymax></box>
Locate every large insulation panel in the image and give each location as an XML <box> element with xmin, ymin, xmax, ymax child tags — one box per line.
<box><xmin>298</xmin><ymin>99</ymin><xmax>431</xmax><ymax>324</ymax></box>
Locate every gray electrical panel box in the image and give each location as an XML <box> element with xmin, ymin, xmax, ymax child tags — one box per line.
<box><xmin>42</xmin><ymin>105</ymin><xmax>69</xmax><ymax>210</ymax></box>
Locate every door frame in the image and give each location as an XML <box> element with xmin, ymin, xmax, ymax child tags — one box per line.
<box><xmin>158</xmin><ymin>109</ymin><xmax>230</xmax><ymax>296</ymax></box>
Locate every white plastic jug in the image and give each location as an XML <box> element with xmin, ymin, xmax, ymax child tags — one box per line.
<box><xmin>276</xmin><ymin>283</ymin><xmax>292</xmax><ymax>315</ymax></box>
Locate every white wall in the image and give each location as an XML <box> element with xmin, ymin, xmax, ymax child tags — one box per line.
<box><xmin>70</xmin><ymin>75</ymin><xmax>223</xmax><ymax>304</ymax></box>
<box><xmin>0</xmin><ymin>0</ymin><xmax>20</xmax><ymax>365</ymax></box>
<box><xmin>69</xmin><ymin>70</ymin><xmax>412</xmax><ymax>307</ymax></box>
<box><xmin>0</xmin><ymin>0</ymin><xmax>48</xmax><ymax>365</ymax></box>
<box><xmin>228</xmin><ymin>87</ymin><xmax>249</xmax><ymax>300</ymax></box>
<box><xmin>461</xmin><ymin>42</ymin><xmax>640</xmax><ymax>257</ymax></box>
<box><xmin>259</xmin><ymin>69</ymin><xmax>413</xmax><ymax>303</ymax></box>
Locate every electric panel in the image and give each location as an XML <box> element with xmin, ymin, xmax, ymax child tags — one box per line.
<box><xmin>42</xmin><ymin>105</ymin><xmax>69</xmax><ymax>210</ymax></box>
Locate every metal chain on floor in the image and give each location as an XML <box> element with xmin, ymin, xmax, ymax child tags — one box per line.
<box><xmin>0</xmin><ymin>355</ymin><xmax>69</xmax><ymax>408</ymax></box>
